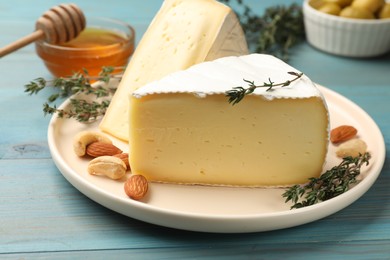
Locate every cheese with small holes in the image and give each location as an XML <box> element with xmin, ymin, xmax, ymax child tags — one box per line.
<box><xmin>129</xmin><ymin>54</ymin><xmax>329</xmax><ymax>187</ymax></box>
<box><xmin>99</xmin><ymin>0</ymin><xmax>248</xmax><ymax>141</ymax></box>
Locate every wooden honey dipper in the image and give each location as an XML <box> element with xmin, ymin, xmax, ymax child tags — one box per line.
<box><xmin>0</xmin><ymin>3</ymin><xmax>86</xmax><ymax>58</ymax></box>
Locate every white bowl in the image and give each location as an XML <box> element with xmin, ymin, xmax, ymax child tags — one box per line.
<box><xmin>303</xmin><ymin>0</ymin><xmax>390</xmax><ymax>57</ymax></box>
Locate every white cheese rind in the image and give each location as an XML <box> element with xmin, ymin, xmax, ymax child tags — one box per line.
<box><xmin>129</xmin><ymin>54</ymin><xmax>330</xmax><ymax>187</ymax></box>
<box><xmin>99</xmin><ymin>0</ymin><xmax>248</xmax><ymax>141</ymax></box>
<box><xmin>133</xmin><ymin>54</ymin><xmax>321</xmax><ymax>100</ymax></box>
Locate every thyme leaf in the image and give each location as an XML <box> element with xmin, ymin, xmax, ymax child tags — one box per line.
<box><xmin>25</xmin><ymin>66</ymin><xmax>123</xmax><ymax>123</ymax></box>
<box><xmin>226</xmin><ymin>71</ymin><xmax>303</xmax><ymax>105</ymax></box>
<box><xmin>283</xmin><ymin>152</ymin><xmax>371</xmax><ymax>209</ymax></box>
<box><xmin>219</xmin><ymin>1</ymin><xmax>305</xmax><ymax>61</ymax></box>
<box><xmin>43</xmin><ymin>99</ymin><xmax>111</xmax><ymax>123</ymax></box>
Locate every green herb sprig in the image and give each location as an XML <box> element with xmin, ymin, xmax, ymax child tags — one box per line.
<box><xmin>43</xmin><ymin>99</ymin><xmax>111</xmax><ymax>123</ymax></box>
<box><xmin>25</xmin><ymin>67</ymin><xmax>122</xmax><ymax>123</ymax></box>
<box><xmin>219</xmin><ymin>1</ymin><xmax>305</xmax><ymax>61</ymax></box>
<box><xmin>226</xmin><ymin>71</ymin><xmax>303</xmax><ymax>105</ymax></box>
<box><xmin>283</xmin><ymin>152</ymin><xmax>371</xmax><ymax>209</ymax></box>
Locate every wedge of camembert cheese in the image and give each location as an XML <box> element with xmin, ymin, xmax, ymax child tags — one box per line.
<box><xmin>129</xmin><ymin>54</ymin><xmax>329</xmax><ymax>187</ymax></box>
<box><xmin>100</xmin><ymin>0</ymin><xmax>248</xmax><ymax>141</ymax></box>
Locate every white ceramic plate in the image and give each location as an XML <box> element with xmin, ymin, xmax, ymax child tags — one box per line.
<box><xmin>48</xmin><ymin>85</ymin><xmax>385</xmax><ymax>233</ymax></box>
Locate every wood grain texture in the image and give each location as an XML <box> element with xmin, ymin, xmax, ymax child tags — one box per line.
<box><xmin>0</xmin><ymin>0</ymin><xmax>389</xmax><ymax>259</ymax></box>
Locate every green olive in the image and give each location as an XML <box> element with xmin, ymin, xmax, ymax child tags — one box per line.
<box><xmin>323</xmin><ymin>0</ymin><xmax>353</xmax><ymax>7</ymax></box>
<box><xmin>340</xmin><ymin>6</ymin><xmax>375</xmax><ymax>19</ymax></box>
<box><xmin>378</xmin><ymin>3</ymin><xmax>390</xmax><ymax>19</ymax></box>
<box><xmin>309</xmin><ymin>0</ymin><xmax>326</xmax><ymax>9</ymax></box>
<box><xmin>318</xmin><ymin>3</ymin><xmax>342</xmax><ymax>15</ymax></box>
<box><xmin>351</xmin><ymin>0</ymin><xmax>385</xmax><ymax>13</ymax></box>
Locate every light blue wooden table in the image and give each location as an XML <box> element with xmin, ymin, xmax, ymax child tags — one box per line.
<box><xmin>1</xmin><ymin>0</ymin><xmax>389</xmax><ymax>259</ymax></box>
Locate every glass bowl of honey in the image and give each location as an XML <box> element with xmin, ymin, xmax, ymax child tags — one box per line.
<box><xmin>35</xmin><ymin>17</ymin><xmax>135</xmax><ymax>78</ymax></box>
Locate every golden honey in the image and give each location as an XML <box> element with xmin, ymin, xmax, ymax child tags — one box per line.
<box><xmin>36</xmin><ymin>18</ymin><xmax>134</xmax><ymax>78</ymax></box>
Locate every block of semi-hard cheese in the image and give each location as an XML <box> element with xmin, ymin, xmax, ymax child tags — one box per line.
<box><xmin>99</xmin><ymin>0</ymin><xmax>248</xmax><ymax>141</ymax></box>
<box><xmin>129</xmin><ymin>54</ymin><xmax>329</xmax><ymax>187</ymax></box>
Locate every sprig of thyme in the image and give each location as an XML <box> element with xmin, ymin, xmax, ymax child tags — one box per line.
<box><xmin>283</xmin><ymin>152</ymin><xmax>371</xmax><ymax>209</ymax></box>
<box><xmin>25</xmin><ymin>67</ymin><xmax>123</xmax><ymax>123</ymax></box>
<box><xmin>43</xmin><ymin>99</ymin><xmax>111</xmax><ymax>123</ymax></box>
<box><xmin>219</xmin><ymin>1</ymin><xmax>305</xmax><ymax>61</ymax></box>
<box><xmin>226</xmin><ymin>71</ymin><xmax>303</xmax><ymax>105</ymax></box>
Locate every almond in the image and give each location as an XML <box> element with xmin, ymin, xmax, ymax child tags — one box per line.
<box><xmin>113</xmin><ymin>153</ymin><xmax>130</xmax><ymax>170</ymax></box>
<box><xmin>124</xmin><ymin>174</ymin><xmax>148</xmax><ymax>200</ymax></box>
<box><xmin>330</xmin><ymin>125</ymin><xmax>358</xmax><ymax>144</ymax></box>
<box><xmin>86</xmin><ymin>142</ymin><xmax>122</xmax><ymax>157</ymax></box>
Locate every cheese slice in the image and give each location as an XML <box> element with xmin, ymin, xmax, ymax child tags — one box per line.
<box><xmin>129</xmin><ymin>54</ymin><xmax>329</xmax><ymax>187</ymax></box>
<box><xmin>99</xmin><ymin>0</ymin><xmax>248</xmax><ymax>141</ymax></box>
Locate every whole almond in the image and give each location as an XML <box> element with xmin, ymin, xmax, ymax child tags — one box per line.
<box><xmin>330</xmin><ymin>125</ymin><xmax>358</xmax><ymax>144</ymax></box>
<box><xmin>86</xmin><ymin>142</ymin><xmax>122</xmax><ymax>157</ymax></box>
<box><xmin>113</xmin><ymin>153</ymin><xmax>130</xmax><ymax>170</ymax></box>
<box><xmin>124</xmin><ymin>174</ymin><xmax>148</xmax><ymax>200</ymax></box>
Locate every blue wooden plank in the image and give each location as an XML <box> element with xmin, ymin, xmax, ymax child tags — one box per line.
<box><xmin>1</xmin><ymin>241</ymin><xmax>390</xmax><ymax>260</ymax></box>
